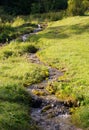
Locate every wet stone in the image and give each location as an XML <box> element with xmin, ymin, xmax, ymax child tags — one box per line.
<box><xmin>31</xmin><ymin>97</ymin><xmax>42</xmax><ymax>108</ymax></box>
<box><xmin>54</xmin><ymin>124</ymin><xmax>60</xmax><ymax>130</ymax></box>
<box><xmin>26</xmin><ymin>41</ymin><xmax>82</xmax><ymax>130</ymax></box>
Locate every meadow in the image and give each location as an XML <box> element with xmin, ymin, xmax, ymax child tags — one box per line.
<box><xmin>29</xmin><ymin>16</ymin><xmax>89</xmax><ymax>129</ymax></box>
<box><xmin>0</xmin><ymin>10</ymin><xmax>89</xmax><ymax>129</ymax></box>
<box><xmin>0</xmin><ymin>14</ymin><xmax>49</xmax><ymax>130</ymax></box>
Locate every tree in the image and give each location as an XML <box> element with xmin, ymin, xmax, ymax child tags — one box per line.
<box><xmin>68</xmin><ymin>0</ymin><xmax>89</xmax><ymax>16</ymax></box>
<box><xmin>31</xmin><ymin>0</ymin><xmax>68</xmax><ymax>13</ymax></box>
<box><xmin>0</xmin><ymin>0</ymin><xmax>68</xmax><ymax>15</ymax></box>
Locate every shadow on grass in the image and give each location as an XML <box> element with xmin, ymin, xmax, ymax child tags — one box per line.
<box><xmin>0</xmin><ymin>18</ymin><xmax>89</xmax><ymax>44</ymax></box>
<box><xmin>15</xmin><ymin>23</ymin><xmax>37</xmax><ymax>29</ymax></box>
<box><xmin>70</xmin><ymin>23</ymin><xmax>89</xmax><ymax>34</ymax></box>
<box><xmin>29</xmin><ymin>22</ymin><xmax>89</xmax><ymax>42</ymax></box>
<box><xmin>0</xmin><ymin>22</ymin><xmax>37</xmax><ymax>44</ymax></box>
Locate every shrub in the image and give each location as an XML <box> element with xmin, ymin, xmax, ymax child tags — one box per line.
<box><xmin>67</xmin><ymin>0</ymin><xmax>89</xmax><ymax>16</ymax></box>
<box><xmin>21</xmin><ymin>44</ymin><xmax>38</xmax><ymax>53</ymax></box>
<box><xmin>0</xmin><ymin>32</ymin><xmax>10</xmax><ymax>43</ymax></box>
<box><xmin>12</xmin><ymin>17</ymin><xmax>25</xmax><ymax>27</ymax></box>
<box><xmin>3</xmin><ymin>50</ymin><xmax>13</xmax><ymax>58</ymax></box>
<box><xmin>0</xmin><ymin>25</ymin><xmax>15</xmax><ymax>43</ymax></box>
<box><xmin>30</xmin><ymin>11</ymin><xmax>66</xmax><ymax>22</ymax></box>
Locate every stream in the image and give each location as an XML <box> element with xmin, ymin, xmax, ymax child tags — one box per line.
<box><xmin>22</xmin><ymin>25</ymin><xmax>82</xmax><ymax>130</ymax></box>
<box><xmin>27</xmin><ymin>53</ymin><xmax>82</xmax><ymax>130</ymax></box>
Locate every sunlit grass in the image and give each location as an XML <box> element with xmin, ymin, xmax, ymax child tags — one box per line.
<box><xmin>35</xmin><ymin>16</ymin><xmax>89</xmax><ymax>90</ymax></box>
<box><xmin>0</xmin><ymin>42</ymin><xmax>49</xmax><ymax>86</ymax></box>
<box><xmin>0</xmin><ymin>12</ymin><xmax>89</xmax><ymax>129</ymax></box>
<box><xmin>0</xmin><ymin>16</ymin><xmax>36</xmax><ymax>43</ymax></box>
<box><xmin>29</xmin><ymin>16</ymin><xmax>89</xmax><ymax>129</ymax></box>
<box><xmin>12</xmin><ymin>17</ymin><xmax>25</xmax><ymax>27</ymax></box>
<box><xmin>0</xmin><ymin>11</ymin><xmax>49</xmax><ymax>129</ymax></box>
<box><xmin>0</xmin><ymin>40</ymin><xmax>49</xmax><ymax>130</ymax></box>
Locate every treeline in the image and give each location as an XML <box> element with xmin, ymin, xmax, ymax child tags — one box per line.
<box><xmin>0</xmin><ymin>0</ymin><xmax>89</xmax><ymax>15</ymax></box>
<box><xmin>0</xmin><ymin>0</ymin><xmax>68</xmax><ymax>14</ymax></box>
<box><xmin>68</xmin><ymin>0</ymin><xmax>89</xmax><ymax>16</ymax></box>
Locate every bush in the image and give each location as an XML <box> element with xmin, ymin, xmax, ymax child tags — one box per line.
<box><xmin>21</xmin><ymin>44</ymin><xmax>38</xmax><ymax>53</ymax></box>
<box><xmin>0</xmin><ymin>32</ymin><xmax>9</xmax><ymax>43</ymax></box>
<box><xmin>0</xmin><ymin>25</ymin><xmax>15</xmax><ymax>43</ymax></box>
<box><xmin>42</xmin><ymin>11</ymin><xmax>66</xmax><ymax>21</ymax></box>
<box><xmin>29</xmin><ymin>11</ymin><xmax>66</xmax><ymax>22</ymax></box>
<box><xmin>67</xmin><ymin>0</ymin><xmax>89</xmax><ymax>16</ymax></box>
<box><xmin>12</xmin><ymin>17</ymin><xmax>25</xmax><ymax>27</ymax></box>
<box><xmin>3</xmin><ymin>50</ymin><xmax>13</xmax><ymax>58</ymax></box>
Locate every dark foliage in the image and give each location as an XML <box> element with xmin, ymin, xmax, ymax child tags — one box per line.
<box><xmin>0</xmin><ymin>0</ymin><xmax>68</xmax><ymax>15</ymax></box>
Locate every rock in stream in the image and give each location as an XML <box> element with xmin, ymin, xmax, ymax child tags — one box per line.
<box><xmin>27</xmin><ymin>53</ymin><xmax>81</xmax><ymax>130</ymax></box>
<box><xmin>21</xmin><ymin>24</ymin><xmax>82</xmax><ymax>130</ymax></box>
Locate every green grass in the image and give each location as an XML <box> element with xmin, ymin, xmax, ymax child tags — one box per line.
<box><xmin>0</xmin><ymin>58</ymin><xmax>49</xmax><ymax>86</ymax></box>
<box><xmin>29</xmin><ymin>16</ymin><xmax>89</xmax><ymax>129</ymax></box>
<box><xmin>0</xmin><ymin>102</ymin><xmax>30</xmax><ymax>130</ymax></box>
<box><xmin>0</xmin><ymin>10</ymin><xmax>89</xmax><ymax>129</ymax></box>
<box><xmin>0</xmin><ymin>8</ymin><xmax>66</xmax><ymax>43</ymax></box>
<box><xmin>0</xmin><ymin>41</ymin><xmax>38</xmax><ymax>58</ymax></box>
<box><xmin>72</xmin><ymin>106</ymin><xmax>89</xmax><ymax>129</ymax></box>
<box><xmin>0</xmin><ymin>40</ymin><xmax>49</xmax><ymax>130</ymax></box>
<box><xmin>0</xmin><ymin>15</ymin><xmax>37</xmax><ymax>43</ymax></box>
<box><xmin>35</xmin><ymin>16</ymin><xmax>89</xmax><ymax>101</ymax></box>
<box><xmin>0</xmin><ymin>41</ymin><xmax>48</xmax><ymax>86</ymax></box>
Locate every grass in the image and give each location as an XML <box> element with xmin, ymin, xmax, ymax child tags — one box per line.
<box><xmin>0</xmin><ymin>7</ymin><xmax>66</xmax><ymax>43</ymax></box>
<box><xmin>0</xmin><ymin>14</ymin><xmax>37</xmax><ymax>43</ymax></box>
<box><xmin>0</xmin><ymin>43</ymin><xmax>49</xmax><ymax>84</ymax></box>
<box><xmin>0</xmin><ymin>8</ymin><xmax>89</xmax><ymax>129</ymax></box>
<box><xmin>29</xmin><ymin>16</ymin><xmax>89</xmax><ymax>129</ymax></box>
<box><xmin>35</xmin><ymin>16</ymin><xmax>89</xmax><ymax>101</ymax></box>
<box><xmin>0</xmin><ymin>38</ymin><xmax>49</xmax><ymax>129</ymax></box>
<box><xmin>72</xmin><ymin>106</ymin><xmax>89</xmax><ymax>129</ymax></box>
<box><xmin>0</xmin><ymin>102</ymin><xmax>30</xmax><ymax>130</ymax></box>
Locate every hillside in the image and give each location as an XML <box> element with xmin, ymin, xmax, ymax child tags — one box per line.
<box><xmin>0</xmin><ymin>15</ymin><xmax>89</xmax><ymax>130</ymax></box>
<box><xmin>30</xmin><ymin>16</ymin><xmax>89</xmax><ymax>129</ymax></box>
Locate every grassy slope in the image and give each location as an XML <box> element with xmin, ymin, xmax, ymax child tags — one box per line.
<box><xmin>36</xmin><ymin>16</ymin><xmax>89</xmax><ymax>99</ymax></box>
<box><xmin>0</xmin><ymin>12</ymin><xmax>89</xmax><ymax>129</ymax></box>
<box><xmin>0</xmin><ymin>15</ymin><xmax>49</xmax><ymax>129</ymax></box>
<box><xmin>0</xmin><ymin>42</ymin><xmax>49</xmax><ymax>130</ymax></box>
<box><xmin>29</xmin><ymin>16</ymin><xmax>89</xmax><ymax>129</ymax></box>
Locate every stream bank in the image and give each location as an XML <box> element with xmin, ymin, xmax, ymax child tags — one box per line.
<box><xmin>22</xmin><ymin>24</ymin><xmax>82</xmax><ymax>130</ymax></box>
<box><xmin>27</xmin><ymin>53</ymin><xmax>82</xmax><ymax>130</ymax></box>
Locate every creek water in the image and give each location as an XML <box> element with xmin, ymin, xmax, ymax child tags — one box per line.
<box><xmin>27</xmin><ymin>53</ymin><xmax>81</xmax><ymax>130</ymax></box>
<box><xmin>22</xmin><ymin>25</ymin><xmax>82</xmax><ymax>130</ymax></box>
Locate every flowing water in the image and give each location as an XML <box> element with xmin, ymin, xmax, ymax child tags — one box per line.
<box><xmin>27</xmin><ymin>53</ymin><xmax>82</xmax><ymax>130</ymax></box>
<box><xmin>22</xmin><ymin>25</ymin><xmax>82</xmax><ymax>130</ymax></box>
